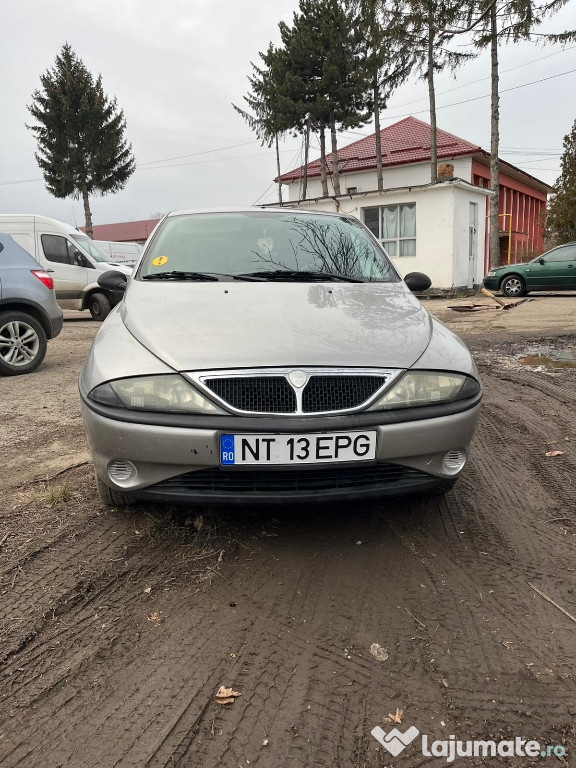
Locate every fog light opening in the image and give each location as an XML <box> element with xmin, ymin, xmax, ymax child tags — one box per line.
<box><xmin>442</xmin><ymin>449</ymin><xmax>466</xmax><ymax>475</ymax></box>
<box><xmin>108</xmin><ymin>460</ymin><xmax>137</xmax><ymax>485</ymax></box>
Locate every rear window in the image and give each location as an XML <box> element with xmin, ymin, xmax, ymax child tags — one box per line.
<box><xmin>139</xmin><ymin>211</ymin><xmax>398</xmax><ymax>282</ymax></box>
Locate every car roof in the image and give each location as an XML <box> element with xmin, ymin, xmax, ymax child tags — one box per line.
<box><xmin>165</xmin><ymin>207</ymin><xmax>348</xmax><ymax>219</ymax></box>
<box><xmin>0</xmin><ymin>233</ymin><xmax>43</xmax><ymax>268</ymax></box>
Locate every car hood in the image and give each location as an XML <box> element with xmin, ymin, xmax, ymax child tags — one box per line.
<box><xmin>120</xmin><ymin>281</ymin><xmax>433</xmax><ymax>371</ymax></box>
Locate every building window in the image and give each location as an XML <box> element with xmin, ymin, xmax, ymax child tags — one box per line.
<box><xmin>347</xmin><ymin>186</ymin><xmax>358</xmax><ymax>195</ymax></box>
<box><xmin>363</xmin><ymin>204</ymin><xmax>416</xmax><ymax>257</ymax></box>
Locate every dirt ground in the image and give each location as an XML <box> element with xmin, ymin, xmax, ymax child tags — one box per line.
<box><xmin>1</xmin><ymin>297</ymin><xmax>575</xmax><ymax>768</ymax></box>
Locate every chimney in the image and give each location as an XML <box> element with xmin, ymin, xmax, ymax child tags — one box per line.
<box><xmin>437</xmin><ymin>163</ymin><xmax>454</xmax><ymax>180</ymax></box>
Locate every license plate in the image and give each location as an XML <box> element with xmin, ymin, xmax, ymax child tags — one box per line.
<box><xmin>220</xmin><ymin>431</ymin><xmax>377</xmax><ymax>466</ymax></box>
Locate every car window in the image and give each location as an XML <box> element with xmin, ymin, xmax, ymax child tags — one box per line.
<box><xmin>42</xmin><ymin>235</ymin><xmax>77</xmax><ymax>265</ymax></box>
<box><xmin>140</xmin><ymin>211</ymin><xmax>398</xmax><ymax>282</ymax></box>
<box><xmin>545</xmin><ymin>245</ymin><xmax>576</xmax><ymax>263</ymax></box>
<box><xmin>71</xmin><ymin>234</ymin><xmax>109</xmax><ymax>263</ymax></box>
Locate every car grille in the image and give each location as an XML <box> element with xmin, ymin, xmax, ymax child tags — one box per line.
<box><xmin>142</xmin><ymin>463</ymin><xmax>429</xmax><ymax>496</ymax></box>
<box><xmin>302</xmin><ymin>376</ymin><xmax>387</xmax><ymax>412</ymax></box>
<box><xmin>202</xmin><ymin>373</ymin><xmax>388</xmax><ymax>414</ymax></box>
<box><xmin>205</xmin><ymin>376</ymin><xmax>296</xmax><ymax>413</ymax></box>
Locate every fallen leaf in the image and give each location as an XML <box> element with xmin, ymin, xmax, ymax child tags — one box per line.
<box><xmin>215</xmin><ymin>685</ymin><xmax>241</xmax><ymax>705</ymax></box>
<box><xmin>386</xmin><ymin>708</ymin><xmax>404</xmax><ymax>724</ymax></box>
<box><xmin>147</xmin><ymin>612</ymin><xmax>161</xmax><ymax>623</ymax></box>
<box><xmin>545</xmin><ymin>450</ymin><xmax>565</xmax><ymax>457</ymax></box>
<box><xmin>370</xmin><ymin>643</ymin><xmax>389</xmax><ymax>662</ymax></box>
<box><xmin>143</xmin><ymin>587</ymin><xmax>152</xmax><ymax>594</ymax></box>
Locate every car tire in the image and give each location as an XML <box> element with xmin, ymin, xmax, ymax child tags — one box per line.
<box><xmin>96</xmin><ymin>474</ymin><xmax>136</xmax><ymax>507</ymax></box>
<box><xmin>500</xmin><ymin>275</ymin><xmax>526</xmax><ymax>298</ymax></box>
<box><xmin>88</xmin><ymin>292</ymin><xmax>112</xmax><ymax>321</ymax></box>
<box><xmin>0</xmin><ymin>311</ymin><xmax>48</xmax><ymax>376</ymax></box>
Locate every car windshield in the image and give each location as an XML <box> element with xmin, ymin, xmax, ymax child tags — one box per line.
<box><xmin>139</xmin><ymin>211</ymin><xmax>398</xmax><ymax>282</ymax></box>
<box><xmin>70</xmin><ymin>234</ymin><xmax>110</xmax><ymax>263</ymax></box>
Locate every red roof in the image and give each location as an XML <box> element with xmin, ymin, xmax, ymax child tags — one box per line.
<box><xmin>80</xmin><ymin>218</ymin><xmax>161</xmax><ymax>242</ymax></box>
<box><xmin>278</xmin><ymin>116</ymin><xmax>481</xmax><ymax>182</ymax></box>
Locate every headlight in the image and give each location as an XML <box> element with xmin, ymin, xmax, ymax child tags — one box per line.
<box><xmin>88</xmin><ymin>374</ymin><xmax>226</xmax><ymax>414</ymax></box>
<box><xmin>371</xmin><ymin>371</ymin><xmax>478</xmax><ymax>410</ymax></box>
<box><xmin>487</xmin><ymin>270</ymin><xmax>496</xmax><ymax>277</ymax></box>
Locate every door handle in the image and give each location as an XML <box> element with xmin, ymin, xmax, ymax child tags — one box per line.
<box><xmin>46</xmin><ymin>269</ymin><xmax>55</xmax><ymax>273</ymax></box>
<box><xmin>568</xmin><ymin>265</ymin><xmax>574</xmax><ymax>269</ymax></box>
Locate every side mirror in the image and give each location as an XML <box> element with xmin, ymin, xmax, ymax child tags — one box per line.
<box><xmin>404</xmin><ymin>272</ymin><xmax>432</xmax><ymax>292</ymax></box>
<box><xmin>72</xmin><ymin>251</ymin><xmax>92</xmax><ymax>268</ymax></box>
<box><xmin>98</xmin><ymin>270</ymin><xmax>128</xmax><ymax>292</ymax></box>
<box><xmin>538</xmin><ymin>257</ymin><xmax>546</xmax><ymax>265</ymax></box>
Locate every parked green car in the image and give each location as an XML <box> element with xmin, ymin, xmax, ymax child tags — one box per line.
<box><xmin>483</xmin><ymin>242</ymin><xmax>576</xmax><ymax>297</ymax></box>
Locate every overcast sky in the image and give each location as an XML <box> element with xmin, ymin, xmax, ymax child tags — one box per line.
<box><xmin>1</xmin><ymin>0</ymin><xmax>575</xmax><ymax>229</ymax></box>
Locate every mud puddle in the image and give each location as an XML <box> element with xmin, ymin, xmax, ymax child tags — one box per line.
<box><xmin>519</xmin><ymin>345</ymin><xmax>576</xmax><ymax>370</ymax></box>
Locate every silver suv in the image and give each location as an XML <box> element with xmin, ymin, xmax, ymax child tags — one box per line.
<box><xmin>0</xmin><ymin>233</ymin><xmax>63</xmax><ymax>375</ymax></box>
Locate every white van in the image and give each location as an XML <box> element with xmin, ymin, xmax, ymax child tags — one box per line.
<box><xmin>93</xmin><ymin>240</ymin><xmax>142</xmax><ymax>267</ymax></box>
<box><xmin>0</xmin><ymin>215</ymin><xmax>131</xmax><ymax>320</ymax></box>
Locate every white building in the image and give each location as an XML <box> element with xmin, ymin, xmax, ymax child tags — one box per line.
<box><xmin>274</xmin><ymin>117</ymin><xmax>550</xmax><ymax>289</ymax></box>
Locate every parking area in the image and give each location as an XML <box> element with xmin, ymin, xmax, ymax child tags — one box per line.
<box><xmin>1</xmin><ymin>299</ymin><xmax>575</xmax><ymax>767</ymax></box>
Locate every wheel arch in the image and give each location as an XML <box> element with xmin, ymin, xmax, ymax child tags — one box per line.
<box><xmin>0</xmin><ymin>300</ymin><xmax>53</xmax><ymax>339</ymax></box>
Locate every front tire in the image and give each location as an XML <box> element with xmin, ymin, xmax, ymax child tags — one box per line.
<box><xmin>96</xmin><ymin>474</ymin><xmax>136</xmax><ymax>507</ymax></box>
<box><xmin>88</xmin><ymin>292</ymin><xmax>112</xmax><ymax>321</ymax></box>
<box><xmin>0</xmin><ymin>311</ymin><xmax>47</xmax><ymax>376</ymax></box>
<box><xmin>500</xmin><ymin>275</ymin><xmax>526</xmax><ymax>298</ymax></box>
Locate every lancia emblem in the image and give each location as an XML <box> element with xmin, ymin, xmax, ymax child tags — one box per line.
<box><xmin>288</xmin><ymin>370</ymin><xmax>308</xmax><ymax>388</ymax></box>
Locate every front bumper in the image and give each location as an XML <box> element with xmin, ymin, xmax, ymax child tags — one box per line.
<box><xmin>482</xmin><ymin>276</ymin><xmax>501</xmax><ymax>291</ymax></box>
<box><xmin>80</xmin><ymin>391</ymin><xmax>481</xmax><ymax>504</ymax></box>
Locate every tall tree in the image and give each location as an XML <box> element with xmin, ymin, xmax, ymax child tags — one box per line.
<box><xmin>352</xmin><ymin>0</ymin><xmax>414</xmax><ymax>189</ymax></box>
<box><xmin>545</xmin><ymin>118</ymin><xmax>576</xmax><ymax>244</ymax></box>
<box><xmin>233</xmin><ymin>45</ymin><xmax>292</xmax><ymax>204</ymax></box>
<box><xmin>469</xmin><ymin>0</ymin><xmax>575</xmax><ymax>267</ymax></box>
<box><xmin>27</xmin><ymin>44</ymin><xmax>135</xmax><ymax>238</ymax></box>
<box><xmin>277</xmin><ymin>0</ymin><xmax>372</xmax><ymax>196</ymax></box>
<box><xmin>399</xmin><ymin>0</ymin><xmax>473</xmax><ymax>183</ymax></box>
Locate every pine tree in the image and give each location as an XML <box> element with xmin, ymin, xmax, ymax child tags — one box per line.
<box><xmin>468</xmin><ymin>0</ymin><xmax>575</xmax><ymax>267</ymax></box>
<box><xmin>27</xmin><ymin>44</ymin><xmax>135</xmax><ymax>238</ymax></box>
<box><xmin>545</xmin><ymin>118</ymin><xmax>576</xmax><ymax>245</ymax></box>
<box><xmin>277</xmin><ymin>0</ymin><xmax>372</xmax><ymax>196</ymax></box>
<box><xmin>396</xmin><ymin>0</ymin><xmax>473</xmax><ymax>183</ymax></box>
<box><xmin>352</xmin><ymin>0</ymin><xmax>417</xmax><ymax>189</ymax></box>
<box><xmin>233</xmin><ymin>45</ymin><xmax>293</xmax><ymax>204</ymax></box>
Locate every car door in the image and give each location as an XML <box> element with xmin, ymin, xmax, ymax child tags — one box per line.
<box><xmin>40</xmin><ymin>234</ymin><xmax>88</xmax><ymax>308</ymax></box>
<box><xmin>525</xmin><ymin>245</ymin><xmax>576</xmax><ymax>290</ymax></box>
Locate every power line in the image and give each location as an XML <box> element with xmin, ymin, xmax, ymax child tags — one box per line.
<box><xmin>137</xmin><ymin>140</ymin><xmax>258</xmax><ymax>166</ymax></box>
<box><xmin>383</xmin><ymin>44</ymin><xmax>576</xmax><ymax>110</ymax></box>
<box><xmin>340</xmin><ymin>67</ymin><xmax>576</xmax><ymax>139</ymax></box>
<box><xmin>0</xmin><ymin>146</ymin><xmax>301</xmax><ymax>186</ymax></box>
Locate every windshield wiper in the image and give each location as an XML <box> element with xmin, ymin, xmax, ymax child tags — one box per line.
<box><xmin>142</xmin><ymin>271</ymin><xmax>219</xmax><ymax>281</ymax></box>
<box><xmin>237</xmin><ymin>270</ymin><xmax>365</xmax><ymax>283</ymax></box>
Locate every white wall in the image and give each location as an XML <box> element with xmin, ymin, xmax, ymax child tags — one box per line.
<box><xmin>286</xmin><ymin>157</ymin><xmax>473</xmax><ymax>202</ymax></box>
<box><xmin>282</xmin><ymin>180</ymin><xmax>488</xmax><ymax>288</ymax></box>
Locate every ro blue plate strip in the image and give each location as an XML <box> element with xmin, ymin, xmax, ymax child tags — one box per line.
<box><xmin>220</xmin><ymin>434</ymin><xmax>235</xmax><ymax>465</ymax></box>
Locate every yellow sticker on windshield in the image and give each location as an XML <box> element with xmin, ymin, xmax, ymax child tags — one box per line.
<box><xmin>152</xmin><ymin>255</ymin><xmax>168</xmax><ymax>267</ymax></box>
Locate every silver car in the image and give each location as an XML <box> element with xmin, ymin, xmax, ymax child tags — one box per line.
<box><xmin>80</xmin><ymin>208</ymin><xmax>481</xmax><ymax>506</ymax></box>
<box><xmin>0</xmin><ymin>233</ymin><xmax>63</xmax><ymax>375</ymax></box>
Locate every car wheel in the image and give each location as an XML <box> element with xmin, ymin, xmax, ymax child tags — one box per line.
<box><xmin>96</xmin><ymin>474</ymin><xmax>136</xmax><ymax>507</ymax></box>
<box><xmin>88</xmin><ymin>292</ymin><xmax>112</xmax><ymax>321</ymax></box>
<box><xmin>500</xmin><ymin>275</ymin><xmax>526</xmax><ymax>297</ymax></box>
<box><xmin>0</xmin><ymin>311</ymin><xmax>47</xmax><ymax>376</ymax></box>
